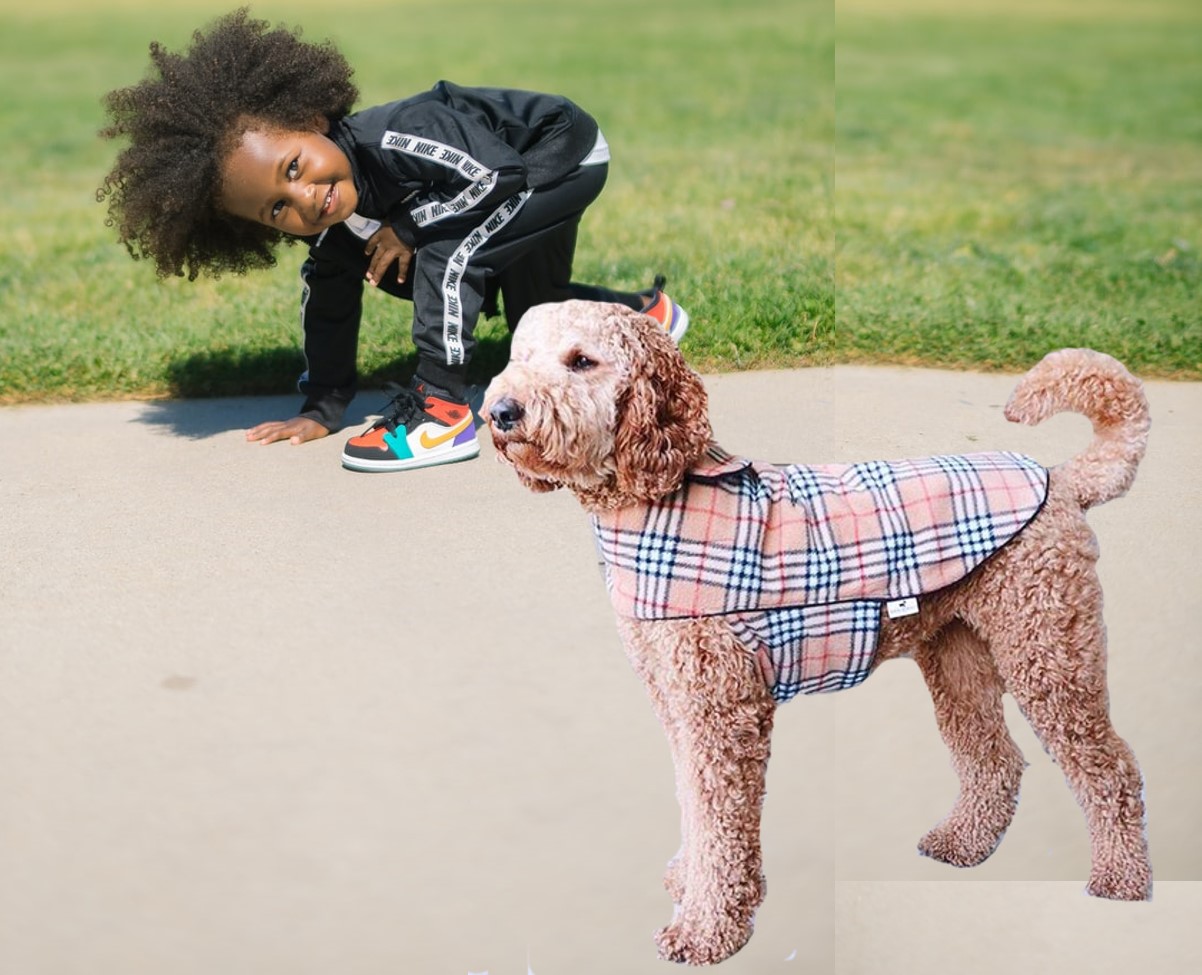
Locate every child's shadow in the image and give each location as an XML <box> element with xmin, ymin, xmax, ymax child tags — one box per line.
<box><xmin>136</xmin><ymin>338</ymin><xmax>511</xmax><ymax>440</ymax></box>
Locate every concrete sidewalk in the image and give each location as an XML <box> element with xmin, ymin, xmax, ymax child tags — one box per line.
<box><xmin>1</xmin><ymin>366</ymin><xmax>1199</xmax><ymax>974</ymax></box>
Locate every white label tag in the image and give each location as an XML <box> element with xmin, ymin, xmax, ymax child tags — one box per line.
<box><xmin>886</xmin><ymin>597</ymin><xmax>919</xmax><ymax>619</ymax></box>
<box><xmin>344</xmin><ymin>212</ymin><xmax>383</xmax><ymax>240</ymax></box>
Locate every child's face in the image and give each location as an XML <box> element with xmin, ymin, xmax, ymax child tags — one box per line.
<box><xmin>218</xmin><ymin>123</ymin><xmax>358</xmax><ymax>236</ymax></box>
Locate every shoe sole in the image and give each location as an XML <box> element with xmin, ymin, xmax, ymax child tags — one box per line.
<box><xmin>341</xmin><ymin>439</ymin><xmax>481</xmax><ymax>473</ymax></box>
<box><xmin>668</xmin><ymin>305</ymin><xmax>689</xmax><ymax>344</ymax></box>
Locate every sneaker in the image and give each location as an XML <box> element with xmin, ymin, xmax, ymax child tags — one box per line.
<box><xmin>341</xmin><ymin>382</ymin><xmax>480</xmax><ymax>473</ymax></box>
<box><xmin>640</xmin><ymin>274</ymin><xmax>689</xmax><ymax>343</ymax></box>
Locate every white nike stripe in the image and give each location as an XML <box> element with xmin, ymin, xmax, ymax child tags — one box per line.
<box><xmin>380</xmin><ymin>131</ymin><xmax>501</xmax><ymax>228</ymax></box>
<box><xmin>439</xmin><ymin>189</ymin><xmax>532</xmax><ymax>365</ymax></box>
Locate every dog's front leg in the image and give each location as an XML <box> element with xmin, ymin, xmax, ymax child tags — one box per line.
<box><xmin>617</xmin><ymin>618</ymin><xmax>694</xmax><ymax>905</ymax></box>
<box><xmin>620</xmin><ymin>617</ymin><xmax>775</xmax><ymax>965</ymax></box>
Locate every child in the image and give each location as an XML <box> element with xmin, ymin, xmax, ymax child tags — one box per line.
<box><xmin>99</xmin><ymin>8</ymin><xmax>688</xmax><ymax>473</ymax></box>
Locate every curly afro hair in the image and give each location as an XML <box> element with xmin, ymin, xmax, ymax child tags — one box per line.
<box><xmin>98</xmin><ymin>7</ymin><xmax>359</xmax><ymax>280</ymax></box>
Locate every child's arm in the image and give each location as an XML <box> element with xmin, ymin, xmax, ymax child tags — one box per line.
<box><xmin>364</xmin><ymin>225</ymin><xmax>414</xmax><ymax>287</ymax></box>
<box><xmin>360</xmin><ymin>100</ymin><xmax>531</xmax><ymax>250</ymax></box>
<box><xmin>244</xmin><ymin>236</ymin><xmax>365</xmax><ymax>445</ymax></box>
<box><xmin>245</xmin><ymin>417</ymin><xmax>329</xmax><ymax>446</ymax></box>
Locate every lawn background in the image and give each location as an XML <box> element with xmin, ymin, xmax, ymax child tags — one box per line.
<box><xmin>0</xmin><ymin>0</ymin><xmax>1197</xmax><ymax>407</ymax></box>
<box><xmin>0</xmin><ymin>0</ymin><xmax>831</xmax><ymax>402</ymax></box>
<box><xmin>836</xmin><ymin>0</ymin><xmax>1201</xmax><ymax>377</ymax></box>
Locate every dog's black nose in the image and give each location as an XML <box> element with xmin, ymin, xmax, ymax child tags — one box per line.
<box><xmin>489</xmin><ymin>397</ymin><xmax>525</xmax><ymax>432</ymax></box>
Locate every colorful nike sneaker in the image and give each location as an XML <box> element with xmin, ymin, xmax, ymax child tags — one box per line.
<box><xmin>640</xmin><ymin>274</ymin><xmax>689</xmax><ymax>343</ymax></box>
<box><xmin>341</xmin><ymin>382</ymin><xmax>479</xmax><ymax>473</ymax></box>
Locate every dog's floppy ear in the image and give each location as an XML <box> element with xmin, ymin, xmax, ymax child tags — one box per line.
<box><xmin>612</xmin><ymin>311</ymin><xmax>712</xmax><ymax>500</ymax></box>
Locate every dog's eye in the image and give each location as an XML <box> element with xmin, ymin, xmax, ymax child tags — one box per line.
<box><xmin>567</xmin><ymin>353</ymin><xmax>597</xmax><ymax>372</ymax></box>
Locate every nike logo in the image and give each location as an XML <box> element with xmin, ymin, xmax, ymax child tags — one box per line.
<box><xmin>419</xmin><ymin>414</ymin><xmax>473</xmax><ymax>449</ymax></box>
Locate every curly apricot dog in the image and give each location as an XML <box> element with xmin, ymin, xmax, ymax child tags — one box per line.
<box><xmin>483</xmin><ymin>300</ymin><xmax>1152</xmax><ymax>965</ymax></box>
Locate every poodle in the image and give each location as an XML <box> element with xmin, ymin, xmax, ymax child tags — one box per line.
<box><xmin>482</xmin><ymin>300</ymin><xmax>1152</xmax><ymax>965</ymax></box>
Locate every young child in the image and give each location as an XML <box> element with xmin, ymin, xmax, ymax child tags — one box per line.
<box><xmin>99</xmin><ymin>8</ymin><xmax>688</xmax><ymax>473</ymax></box>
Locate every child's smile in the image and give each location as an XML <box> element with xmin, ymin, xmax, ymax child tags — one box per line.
<box><xmin>219</xmin><ymin>123</ymin><xmax>359</xmax><ymax>236</ymax></box>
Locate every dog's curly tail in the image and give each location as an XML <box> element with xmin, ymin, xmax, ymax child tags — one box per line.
<box><xmin>1004</xmin><ymin>348</ymin><xmax>1150</xmax><ymax>509</ymax></box>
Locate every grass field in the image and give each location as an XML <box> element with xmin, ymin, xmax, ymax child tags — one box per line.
<box><xmin>0</xmin><ymin>0</ymin><xmax>1197</xmax><ymax>406</ymax></box>
<box><xmin>834</xmin><ymin>0</ymin><xmax>1201</xmax><ymax>377</ymax></box>
<box><xmin>0</xmin><ymin>0</ymin><xmax>830</xmax><ymax>402</ymax></box>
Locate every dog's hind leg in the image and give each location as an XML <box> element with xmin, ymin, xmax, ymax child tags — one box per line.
<box><xmin>913</xmin><ymin>620</ymin><xmax>1026</xmax><ymax>867</ymax></box>
<box><xmin>620</xmin><ymin>617</ymin><xmax>776</xmax><ymax>965</ymax></box>
<box><xmin>999</xmin><ymin>652</ymin><xmax>1150</xmax><ymax>899</ymax></box>
<box><xmin>967</xmin><ymin>534</ymin><xmax>1152</xmax><ymax>900</ymax></box>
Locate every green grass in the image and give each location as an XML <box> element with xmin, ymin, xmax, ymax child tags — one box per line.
<box><xmin>1</xmin><ymin>0</ymin><xmax>1198</xmax><ymax>406</ymax></box>
<box><xmin>834</xmin><ymin>0</ymin><xmax>1201</xmax><ymax>376</ymax></box>
<box><xmin>0</xmin><ymin>0</ymin><xmax>830</xmax><ymax>402</ymax></box>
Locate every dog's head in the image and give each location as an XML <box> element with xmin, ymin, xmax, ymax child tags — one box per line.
<box><xmin>483</xmin><ymin>300</ymin><xmax>712</xmax><ymax>509</ymax></box>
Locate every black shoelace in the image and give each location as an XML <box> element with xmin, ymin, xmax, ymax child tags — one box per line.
<box><xmin>376</xmin><ymin>382</ymin><xmax>426</xmax><ymax>427</ymax></box>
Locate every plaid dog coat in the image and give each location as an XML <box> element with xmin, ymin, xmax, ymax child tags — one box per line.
<box><xmin>591</xmin><ymin>445</ymin><xmax>1048</xmax><ymax>702</ymax></box>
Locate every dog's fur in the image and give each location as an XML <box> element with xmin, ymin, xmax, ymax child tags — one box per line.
<box><xmin>483</xmin><ymin>300</ymin><xmax>1152</xmax><ymax>965</ymax></box>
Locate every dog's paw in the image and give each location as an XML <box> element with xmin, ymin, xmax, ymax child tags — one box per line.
<box><xmin>918</xmin><ymin>820</ymin><xmax>1003</xmax><ymax>867</ymax></box>
<box><xmin>1086</xmin><ymin>863</ymin><xmax>1153</xmax><ymax>901</ymax></box>
<box><xmin>654</xmin><ymin>914</ymin><xmax>753</xmax><ymax>966</ymax></box>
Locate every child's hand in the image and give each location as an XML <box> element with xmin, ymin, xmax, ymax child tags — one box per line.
<box><xmin>364</xmin><ymin>226</ymin><xmax>414</xmax><ymax>287</ymax></box>
<box><xmin>245</xmin><ymin>416</ymin><xmax>329</xmax><ymax>446</ymax></box>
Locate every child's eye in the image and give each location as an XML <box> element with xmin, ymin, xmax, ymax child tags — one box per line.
<box><xmin>271</xmin><ymin>201</ymin><xmax>285</xmax><ymax>219</ymax></box>
<box><xmin>287</xmin><ymin>158</ymin><xmax>299</xmax><ymax>179</ymax></box>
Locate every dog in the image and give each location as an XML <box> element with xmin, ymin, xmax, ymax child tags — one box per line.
<box><xmin>482</xmin><ymin>300</ymin><xmax>1152</xmax><ymax>965</ymax></box>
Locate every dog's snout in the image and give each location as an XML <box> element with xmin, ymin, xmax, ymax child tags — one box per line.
<box><xmin>489</xmin><ymin>397</ymin><xmax>525</xmax><ymax>432</ymax></box>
